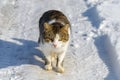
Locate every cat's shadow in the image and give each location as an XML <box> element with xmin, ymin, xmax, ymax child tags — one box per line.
<box><xmin>0</xmin><ymin>38</ymin><xmax>45</xmax><ymax>69</ymax></box>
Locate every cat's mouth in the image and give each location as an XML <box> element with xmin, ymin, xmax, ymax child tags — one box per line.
<box><xmin>53</xmin><ymin>44</ymin><xmax>57</xmax><ymax>48</ymax></box>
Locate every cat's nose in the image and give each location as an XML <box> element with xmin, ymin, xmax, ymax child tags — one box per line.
<box><xmin>53</xmin><ymin>44</ymin><xmax>57</xmax><ymax>48</ymax></box>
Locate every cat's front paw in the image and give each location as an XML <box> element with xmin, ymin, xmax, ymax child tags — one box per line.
<box><xmin>56</xmin><ymin>67</ymin><xmax>64</xmax><ymax>73</ymax></box>
<box><xmin>45</xmin><ymin>65</ymin><xmax>52</xmax><ymax>71</ymax></box>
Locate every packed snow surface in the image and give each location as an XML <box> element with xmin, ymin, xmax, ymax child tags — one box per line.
<box><xmin>0</xmin><ymin>0</ymin><xmax>120</xmax><ymax>80</ymax></box>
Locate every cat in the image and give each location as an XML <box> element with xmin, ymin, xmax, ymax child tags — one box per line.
<box><xmin>38</xmin><ymin>10</ymin><xmax>70</xmax><ymax>73</ymax></box>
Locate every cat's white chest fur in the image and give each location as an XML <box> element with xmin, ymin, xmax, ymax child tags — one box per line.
<box><xmin>39</xmin><ymin>40</ymin><xmax>69</xmax><ymax>56</ymax></box>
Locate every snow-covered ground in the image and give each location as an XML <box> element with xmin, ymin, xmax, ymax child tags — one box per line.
<box><xmin>0</xmin><ymin>0</ymin><xmax>120</xmax><ymax>80</ymax></box>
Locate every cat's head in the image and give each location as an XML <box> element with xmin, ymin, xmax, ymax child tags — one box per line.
<box><xmin>43</xmin><ymin>22</ymin><xmax>70</xmax><ymax>48</ymax></box>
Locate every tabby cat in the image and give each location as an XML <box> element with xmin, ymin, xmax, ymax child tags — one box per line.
<box><xmin>38</xmin><ymin>10</ymin><xmax>70</xmax><ymax>73</ymax></box>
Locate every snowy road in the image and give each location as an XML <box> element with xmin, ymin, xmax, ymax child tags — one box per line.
<box><xmin>0</xmin><ymin>0</ymin><xmax>119</xmax><ymax>80</ymax></box>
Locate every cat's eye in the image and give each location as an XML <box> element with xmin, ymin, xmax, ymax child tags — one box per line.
<box><xmin>59</xmin><ymin>39</ymin><xmax>62</xmax><ymax>41</ymax></box>
<box><xmin>60</xmin><ymin>33</ymin><xmax>65</xmax><ymax>38</ymax></box>
<box><xmin>61</xmin><ymin>35</ymin><xmax>64</xmax><ymax>38</ymax></box>
<box><xmin>44</xmin><ymin>32</ymin><xmax>55</xmax><ymax>42</ymax></box>
<box><xmin>59</xmin><ymin>32</ymin><xmax>69</xmax><ymax>42</ymax></box>
<box><xmin>47</xmin><ymin>33</ymin><xmax>51</xmax><ymax>37</ymax></box>
<box><xmin>46</xmin><ymin>32</ymin><xmax>54</xmax><ymax>38</ymax></box>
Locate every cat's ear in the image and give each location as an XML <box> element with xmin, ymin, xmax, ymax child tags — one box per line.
<box><xmin>44</xmin><ymin>22</ymin><xmax>51</xmax><ymax>30</ymax></box>
<box><xmin>63</xmin><ymin>24</ymin><xmax>69</xmax><ymax>30</ymax></box>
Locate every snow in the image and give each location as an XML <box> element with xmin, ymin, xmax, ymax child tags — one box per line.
<box><xmin>0</xmin><ymin>0</ymin><xmax>120</xmax><ymax>80</ymax></box>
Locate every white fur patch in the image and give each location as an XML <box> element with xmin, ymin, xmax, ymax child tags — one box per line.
<box><xmin>48</xmin><ymin>19</ymin><xmax>65</xmax><ymax>25</ymax></box>
<box><xmin>48</xmin><ymin>19</ymin><xmax>56</xmax><ymax>24</ymax></box>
